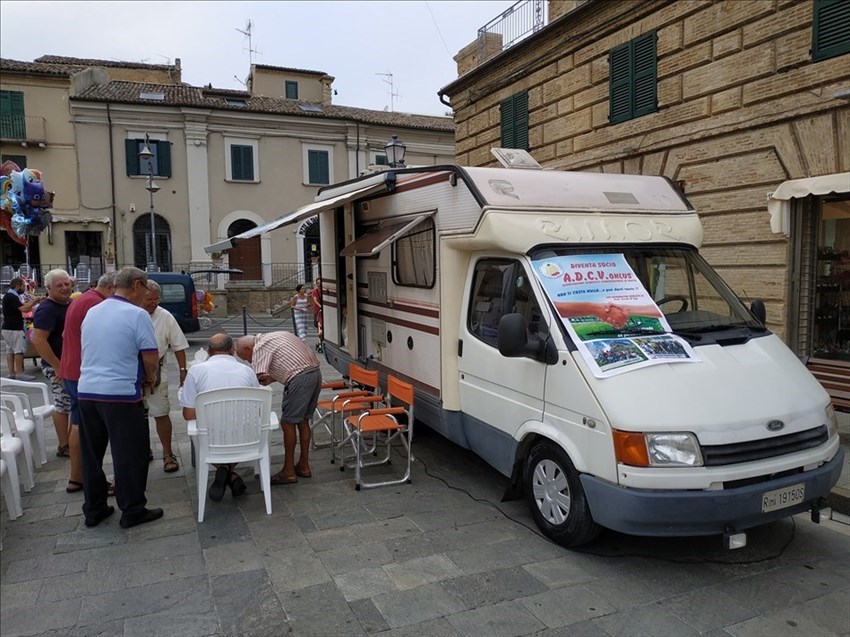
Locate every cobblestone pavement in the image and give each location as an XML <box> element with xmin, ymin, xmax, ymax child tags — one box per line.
<box><xmin>1</xmin><ymin>336</ymin><xmax>849</xmax><ymax>637</ymax></box>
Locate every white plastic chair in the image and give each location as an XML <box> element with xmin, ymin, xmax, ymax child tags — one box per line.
<box><xmin>0</xmin><ymin>402</ymin><xmax>37</xmax><ymax>488</ymax></box>
<box><xmin>1</xmin><ymin>456</ymin><xmax>22</xmax><ymax>522</ymax></box>
<box><xmin>187</xmin><ymin>386</ymin><xmax>277</xmax><ymax>522</ymax></box>
<box><xmin>0</xmin><ymin>378</ymin><xmax>54</xmax><ymax>465</ymax></box>
<box><xmin>1</xmin><ymin>408</ymin><xmax>29</xmax><ymax>507</ymax></box>
<box><xmin>1</xmin><ymin>392</ymin><xmax>45</xmax><ymax>468</ymax></box>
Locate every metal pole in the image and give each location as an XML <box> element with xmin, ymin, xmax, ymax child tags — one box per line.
<box><xmin>242</xmin><ymin>305</ymin><xmax>248</xmax><ymax>336</ymax></box>
<box><xmin>149</xmin><ymin>164</ymin><xmax>157</xmax><ymax>271</ymax></box>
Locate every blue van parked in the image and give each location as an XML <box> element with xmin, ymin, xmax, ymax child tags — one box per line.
<box><xmin>148</xmin><ymin>270</ymin><xmax>240</xmax><ymax>333</ymax></box>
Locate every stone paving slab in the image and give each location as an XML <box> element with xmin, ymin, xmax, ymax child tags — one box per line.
<box><xmin>1</xmin><ymin>340</ymin><xmax>849</xmax><ymax>637</ymax></box>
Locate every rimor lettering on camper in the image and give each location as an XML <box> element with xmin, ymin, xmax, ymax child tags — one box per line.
<box><xmin>537</xmin><ymin>217</ymin><xmax>681</xmax><ymax>242</ymax></box>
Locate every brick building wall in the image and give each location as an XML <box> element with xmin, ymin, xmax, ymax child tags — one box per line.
<box><xmin>443</xmin><ymin>0</ymin><xmax>850</xmax><ymax>339</ymax></box>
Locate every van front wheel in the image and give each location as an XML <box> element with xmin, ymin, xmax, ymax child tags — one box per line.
<box><xmin>524</xmin><ymin>441</ymin><xmax>600</xmax><ymax>547</ymax></box>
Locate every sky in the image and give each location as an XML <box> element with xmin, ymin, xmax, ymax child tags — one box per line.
<box><xmin>0</xmin><ymin>1</ymin><xmax>516</xmax><ymax>116</ymax></box>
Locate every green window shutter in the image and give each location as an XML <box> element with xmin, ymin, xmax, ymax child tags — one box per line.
<box><xmin>632</xmin><ymin>32</ymin><xmax>657</xmax><ymax>118</ymax></box>
<box><xmin>514</xmin><ymin>91</ymin><xmax>529</xmax><ymax>150</ymax></box>
<box><xmin>609</xmin><ymin>42</ymin><xmax>633</xmax><ymax>123</ymax></box>
<box><xmin>157</xmin><ymin>141</ymin><xmax>172</xmax><ymax>178</ymax></box>
<box><xmin>813</xmin><ymin>0</ymin><xmax>850</xmax><ymax>61</ymax></box>
<box><xmin>500</xmin><ymin>96</ymin><xmax>515</xmax><ymax>147</ymax></box>
<box><xmin>285</xmin><ymin>81</ymin><xmax>298</xmax><ymax>99</ymax></box>
<box><xmin>0</xmin><ymin>90</ymin><xmax>26</xmax><ymax>139</ymax></box>
<box><xmin>375</xmin><ymin>154</ymin><xmax>388</xmax><ymax>165</ymax></box>
<box><xmin>231</xmin><ymin>145</ymin><xmax>254</xmax><ymax>181</ymax></box>
<box><xmin>1</xmin><ymin>154</ymin><xmax>27</xmax><ymax>169</ymax></box>
<box><xmin>308</xmin><ymin>150</ymin><xmax>329</xmax><ymax>184</ymax></box>
<box><xmin>125</xmin><ymin>139</ymin><xmax>140</xmax><ymax>176</ymax></box>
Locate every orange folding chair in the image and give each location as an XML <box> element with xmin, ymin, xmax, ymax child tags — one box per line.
<box><xmin>339</xmin><ymin>374</ymin><xmax>414</xmax><ymax>490</ymax></box>
<box><xmin>311</xmin><ymin>364</ymin><xmax>383</xmax><ymax>463</ymax></box>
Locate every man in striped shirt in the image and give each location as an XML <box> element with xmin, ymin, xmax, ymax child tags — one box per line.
<box><xmin>236</xmin><ymin>332</ymin><xmax>322</xmax><ymax>484</ymax></box>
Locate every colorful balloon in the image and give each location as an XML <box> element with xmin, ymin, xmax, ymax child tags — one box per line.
<box><xmin>0</xmin><ymin>160</ymin><xmax>55</xmax><ymax>245</ymax></box>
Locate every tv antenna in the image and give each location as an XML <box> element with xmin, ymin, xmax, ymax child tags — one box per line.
<box><xmin>376</xmin><ymin>72</ymin><xmax>399</xmax><ymax>112</ymax></box>
<box><xmin>236</xmin><ymin>19</ymin><xmax>260</xmax><ymax>65</ymax></box>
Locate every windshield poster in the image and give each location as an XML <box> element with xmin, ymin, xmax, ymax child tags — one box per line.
<box><xmin>532</xmin><ymin>254</ymin><xmax>700</xmax><ymax>378</ymax></box>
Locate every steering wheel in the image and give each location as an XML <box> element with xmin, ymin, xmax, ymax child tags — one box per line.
<box><xmin>656</xmin><ymin>295</ymin><xmax>689</xmax><ymax>313</ymax></box>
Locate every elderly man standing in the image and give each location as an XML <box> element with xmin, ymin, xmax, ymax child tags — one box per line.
<box><xmin>180</xmin><ymin>333</ymin><xmax>260</xmax><ymax>501</ymax></box>
<box><xmin>31</xmin><ymin>268</ymin><xmax>74</xmax><ymax>457</ymax></box>
<box><xmin>2</xmin><ymin>276</ymin><xmax>42</xmax><ymax>380</ymax></box>
<box><xmin>78</xmin><ymin>267</ymin><xmax>162</xmax><ymax>529</ymax></box>
<box><xmin>59</xmin><ymin>271</ymin><xmax>116</xmax><ymax>494</ymax></box>
<box><xmin>235</xmin><ymin>332</ymin><xmax>321</xmax><ymax>485</ymax></box>
<box><xmin>143</xmin><ymin>279</ymin><xmax>189</xmax><ymax>473</ymax></box>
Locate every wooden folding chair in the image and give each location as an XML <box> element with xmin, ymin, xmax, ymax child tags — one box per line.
<box><xmin>339</xmin><ymin>374</ymin><xmax>414</xmax><ymax>490</ymax></box>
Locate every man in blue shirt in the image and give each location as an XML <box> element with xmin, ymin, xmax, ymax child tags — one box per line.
<box><xmin>78</xmin><ymin>267</ymin><xmax>162</xmax><ymax>529</ymax></box>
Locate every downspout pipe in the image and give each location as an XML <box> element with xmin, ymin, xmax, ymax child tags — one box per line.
<box><xmin>106</xmin><ymin>103</ymin><xmax>119</xmax><ymax>265</ymax></box>
<box><xmin>438</xmin><ymin>91</ymin><xmax>451</xmax><ymax>109</ymax></box>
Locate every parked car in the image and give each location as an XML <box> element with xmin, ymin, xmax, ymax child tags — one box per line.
<box><xmin>148</xmin><ymin>269</ymin><xmax>240</xmax><ymax>333</ymax></box>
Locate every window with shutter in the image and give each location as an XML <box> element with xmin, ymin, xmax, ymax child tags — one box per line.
<box><xmin>813</xmin><ymin>0</ymin><xmax>850</xmax><ymax>61</ymax></box>
<box><xmin>0</xmin><ymin>90</ymin><xmax>26</xmax><ymax>139</ymax></box>
<box><xmin>285</xmin><ymin>80</ymin><xmax>299</xmax><ymax>99</ymax></box>
<box><xmin>231</xmin><ymin>145</ymin><xmax>255</xmax><ymax>181</ymax></box>
<box><xmin>307</xmin><ymin>149</ymin><xmax>330</xmax><ymax>184</ymax></box>
<box><xmin>500</xmin><ymin>91</ymin><xmax>529</xmax><ymax>149</ymax></box>
<box><xmin>124</xmin><ymin>138</ymin><xmax>171</xmax><ymax>177</ymax></box>
<box><xmin>609</xmin><ymin>32</ymin><xmax>657</xmax><ymax>124</ymax></box>
<box><xmin>2</xmin><ymin>154</ymin><xmax>27</xmax><ymax>169</ymax></box>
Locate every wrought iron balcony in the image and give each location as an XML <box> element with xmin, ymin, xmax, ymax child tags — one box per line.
<box><xmin>0</xmin><ymin>115</ymin><xmax>47</xmax><ymax>145</ymax></box>
<box><xmin>477</xmin><ymin>0</ymin><xmax>547</xmax><ymax>58</ymax></box>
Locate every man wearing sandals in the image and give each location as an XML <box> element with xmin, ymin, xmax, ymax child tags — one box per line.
<box><xmin>143</xmin><ymin>280</ymin><xmax>189</xmax><ymax>474</ymax></box>
<box><xmin>235</xmin><ymin>332</ymin><xmax>321</xmax><ymax>485</ymax></box>
<box><xmin>59</xmin><ymin>271</ymin><xmax>117</xmax><ymax>494</ymax></box>
<box><xmin>180</xmin><ymin>333</ymin><xmax>259</xmax><ymax>501</ymax></box>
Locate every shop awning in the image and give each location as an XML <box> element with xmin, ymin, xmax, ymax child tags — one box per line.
<box><xmin>767</xmin><ymin>173</ymin><xmax>850</xmax><ymax>236</ymax></box>
<box><xmin>204</xmin><ymin>176</ymin><xmax>392</xmax><ymax>254</ymax></box>
<box><xmin>340</xmin><ymin>212</ymin><xmax>434</xmax><ymax>257</ymax></box>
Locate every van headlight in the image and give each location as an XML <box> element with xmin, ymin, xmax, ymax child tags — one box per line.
<box><xmin>826</xmin><ymin>404</ymin><xmax>838</xmax><ymax>439</ymax></box>
<box><xmin>614</xmin><ymin>430</ymin><xmax>703</xmax><ymax>467</ymax></box>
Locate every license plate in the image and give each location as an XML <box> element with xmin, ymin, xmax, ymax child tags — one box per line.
<box><xmin>761</xmin><ymin>483</ymin><xmax>805</xmax><ymax>513</ymax></box>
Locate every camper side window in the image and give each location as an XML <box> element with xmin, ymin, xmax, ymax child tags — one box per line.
<box><xmin>468</xmin><ymin>259</ymin><xmax>548</xmax><ymax>348</ymax></box>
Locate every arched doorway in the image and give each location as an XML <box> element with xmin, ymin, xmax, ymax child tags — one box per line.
<box><xmin>227</xmin><ymin>218</ymin><xmax>261</xmax><ymax>281</ymax></box>
<box><xmin>133</xmin><ymin>213</ymin><xmax>171</xmax><ymax>271</ymax></box>
<box><xmin>302</xmin><ymin>216</ymin><xmax>320</xmax><ymax>283</ymax></box>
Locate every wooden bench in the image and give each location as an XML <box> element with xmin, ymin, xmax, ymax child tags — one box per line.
<box><xmin>807</xmin><ymin>357</ymin><xmax>850</xmax><ymax>412</ymax></box>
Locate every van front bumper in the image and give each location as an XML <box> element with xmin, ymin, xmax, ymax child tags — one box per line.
<box><xmin>579</xmin><ymin>448</ymin><xmax>844</xmax><ymax>536</ymax></box>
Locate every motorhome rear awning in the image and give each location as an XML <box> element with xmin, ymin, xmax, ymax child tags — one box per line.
<box><xmin>204</xmin><ymin>177</ymin><xmax>391</xmax><ymax>254</ymax></box>
<box><xmin>339</xmin><ymin>212</ymin><xmax>434</xmax><ymax>257</ymax></box>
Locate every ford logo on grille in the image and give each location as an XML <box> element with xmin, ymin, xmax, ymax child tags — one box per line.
<box><xmin>767</xmin><ymin>420</ymin><xmax>785</xmax><ymax>432</ymax></box>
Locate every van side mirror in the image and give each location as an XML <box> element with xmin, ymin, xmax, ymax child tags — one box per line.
<box><xmin>750</xmin><ymin>299</ymin><xmax>766</xmax><ymax>325</ymax></box>
<box><xmin>498</xmin><ymin>313</ymin><xmax>557</xmax><ymax>364</ymax></box>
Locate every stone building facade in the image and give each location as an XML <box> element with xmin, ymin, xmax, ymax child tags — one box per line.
<box><xmin>440</xmin><ymin>0</ymin><xmax>850</xmax><ymax>400</ymax></box>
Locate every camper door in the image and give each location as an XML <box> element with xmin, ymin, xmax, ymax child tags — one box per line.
<box><xmin>458</xmin><ymin>257</ymin><xmax>550</xmax><ymax>469</ymax></box>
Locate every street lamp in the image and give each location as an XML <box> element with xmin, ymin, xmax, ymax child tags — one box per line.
<box><xmin>138</xmin><ymin>135</ymin><xmax>160</xmax><ymax>271</ymax></box>
<box><xmin>384</xmin><ymin>135</ymin><xmax>406</xmax><ymax>168</ymax></box>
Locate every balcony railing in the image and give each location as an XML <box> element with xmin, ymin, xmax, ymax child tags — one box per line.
<box><xmin>477</xmin><ymin>0</ymin><xmax>547</xmax><ymax>59</ymax></box>
<box><xmin>0</xmin><ymin>115</ymin><xmax>47</xmax><ymax>144</ymax></box>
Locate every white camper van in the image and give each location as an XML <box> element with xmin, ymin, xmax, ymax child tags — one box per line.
<box><xmin>211</xmin><ymin>161</ymin><xmax>843</xmax><ymax>547</ymax></box>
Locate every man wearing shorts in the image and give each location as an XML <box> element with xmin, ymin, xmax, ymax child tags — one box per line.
<box><xmin>235</xmin><ymin>332</ymin><xmax>321</xmax><ymax>485</ymax></box>
<box><xmin>143</xmin><ymin>280</ymin><xmax>190</xmax><ymax>473</ymax></box>
<box><xmin>1</xmin><ymin>276</ymin><xmax>42</xmax><ymax>380</ymax></box>
<box><xmin>31</xmin><ymin>268</ymin><xmax>73</xmax><ymax>457</ymax></box>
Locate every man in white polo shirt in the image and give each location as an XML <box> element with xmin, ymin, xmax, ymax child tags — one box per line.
<box><xmin>180</xmin><ymin>332</ymin><xmax>259</xmax><ymax>501</ymax></box>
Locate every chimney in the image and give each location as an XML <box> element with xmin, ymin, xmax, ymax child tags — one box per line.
<box><xmin>320</xmin><ymin>75</ymin><xmax>335</xmax><ymax>106</ymax></box>
<box><xmin>453</xmin><ymin>32</ymin><xmax>503</xmax><ymax>77</ymax></box>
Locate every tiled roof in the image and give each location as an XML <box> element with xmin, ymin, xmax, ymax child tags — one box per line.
<box><xmin>253</xmin><ymin>64</ymin><xmax>327</xmax><ymax>76</ymax></box>
<box><xmin>74</xmin><ymin>81</ymin><xmax>454</xmax><ymax>132</ymax></box>
<box><xmin>35</xmin><ymin>55</ymin><xmax>175</xmax><ymax>71</ymax></box>
<box><xmin>0</xmin><ymin>58</ymin><xmax>83</xmax><ymax>77</ymax></box>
